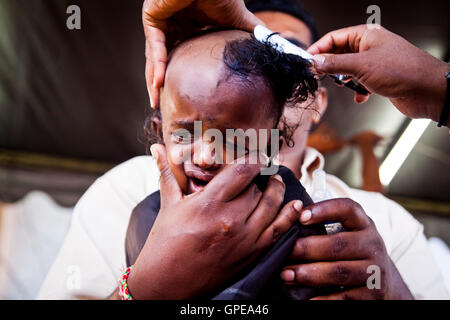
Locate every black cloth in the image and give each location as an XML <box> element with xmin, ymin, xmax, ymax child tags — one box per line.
<box><xmin>125</xmin><ymin>166</ymin><xmax>330</xmax><ymax>300</ymax></box>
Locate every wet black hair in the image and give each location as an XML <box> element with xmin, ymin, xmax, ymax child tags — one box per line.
<box><xmin>245</xmin><ymin>0</ymin><xmax>319</xmax><ymax>43</ymax></box>
<box><xmin>144</xmin><ymin>31</ymin><xmax>318</xmax><ymax>148</ymax></box>
<box><xmin>222</xmin><ymin>34</ymin><xmax>318</xmax><ymax>144</ymax></box>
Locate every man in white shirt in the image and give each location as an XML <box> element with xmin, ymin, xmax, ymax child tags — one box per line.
<box><xmin>37</xmin><ymin>147</ymin><xmax>448</xmax><ymax>299</ymax></box>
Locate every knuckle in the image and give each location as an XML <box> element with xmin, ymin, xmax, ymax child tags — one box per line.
<box><xmin>331</xmin><ymin>264</ymin><xmax>351</xmax><ymax>284</ymax></box>
<box><xmin>341</xmin><ymin>292</ymin><xmax>354</xmax><ymax>300</ymax></box>
<box><xmin>217</xmin><ymin>217</ymin><xmax>238</xmax><ymax>238</ymax></box>
<box><xmin>294</xmin><ymin>238</ymin><xmax>309</xmax><ymax>260</ymax></box>
<box><xmin>277</xmin><ymin>183</ymin><xmax>286</xmax><ymax>197</ymax></box>
<box><xmin>366</xmin><ymin>216</ymin><xmax>376</xmax><ymax>227</ymax></box>
<box><xmin>295</xmin><ymin>266</ymin><xmax>311</xmax><ymax>285</ymax></box>
<box><xmin>262</xmin><ymin>194</ymin><xmax>279</xmax><ymax>209</ymax></box>
<box><xmin>199</xmin><ymin>197</ymin><xmax>220</xmax><ymax>215</ymax></box>
<box><xmin>331</xmin><ymin>235</ymin><xmax>348</xmax><ymax>257</ymax></box>
<box><xmin>159</xmin><ymin>165</ymin><xmax>172</xmax><ymax>179</ymax></box>
<box><xmin>252</xmin><ymin>183</ymin><xmax>263</xmax><ymax>197</ymax></box>
<box><xmin>271</xmin><ymin>225</ymin><xmax>281</xmax><ymax>241</ymax></box>
<box><xmin>326</xmin><ymin>53</ymin><xmax>337</xmax><ymax>66</ymax></box>
<box><xmin>233</xmin><ymin>163</ymin><xmax>253</xmax><ymax>177</ymax></box>
<box><xmin>341</xmin><ymin>198</ymin><xmax>358</xmax><ymax>211</ymax></box>
<box><xmin>369</xmin><ymin>237</ymin><xmax>385</xmax><ymax>256</ymax></box>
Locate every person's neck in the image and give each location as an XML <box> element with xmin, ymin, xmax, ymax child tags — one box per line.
<box><xmin>278</xmin><ymin>148</ymin><xmax>306</xmax><ymax>180</ymax></box>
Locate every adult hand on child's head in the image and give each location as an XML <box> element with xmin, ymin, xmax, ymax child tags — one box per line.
<box><xmin>127</xmin><ymin>144</ymin><xmax>301</xmax><ymax>299</ymax></box>
<box><xmin>143</xmin><ymin>0</ymin><xmax>263</xmax><ymax>109</ymax></box>
<box><xmin>282</xmin><ymin>198</ymin><xmax>414</xmax><ymax>300</ymax></box>
<box><xmin>308</xmin><ymin>25</ymin><xmax>449</xmax><ymax>124</ymax></box>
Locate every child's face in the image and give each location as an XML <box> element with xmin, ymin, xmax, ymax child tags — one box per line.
<box><xmin>158</xmin><ymin>31</ymin><xmax>277</xmax><ymax>195</ymax></box>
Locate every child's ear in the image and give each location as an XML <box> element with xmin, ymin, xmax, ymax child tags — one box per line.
<box><xmin>278</xmin><ymin>136</ymin><xmax>285</xmax><ymax>152</ymax></box>
<box><xmin>312</xmin><ymin>87</ymin><xmax>328</xmax><ymax>124</ymax></box>
<box><xmin>151</xmin><ymin>115</ymin><xmax>164</xmax><ymax>144</ymax></box>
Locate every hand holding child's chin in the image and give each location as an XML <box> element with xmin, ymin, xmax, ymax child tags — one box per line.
<box><xmin>282</xmin><ymin>198</ymin><xmax>414</xmax><ymax>300</ymax></box>
<box><xmin>126</xmin><ymin>144</ymin><xmax>303</xmax><ymax>299</ymax></box>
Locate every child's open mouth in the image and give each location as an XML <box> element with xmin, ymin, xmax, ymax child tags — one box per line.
<box><xmin>186</xmin><ymin>171</ymin><xmax>215</xmax><ymax>193</ymax></box>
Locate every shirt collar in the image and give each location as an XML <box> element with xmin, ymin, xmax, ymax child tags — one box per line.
<box><xmin>299</xmin><ymin>147</ymin><xmax>325</xmax><ymax>192</ymax></box>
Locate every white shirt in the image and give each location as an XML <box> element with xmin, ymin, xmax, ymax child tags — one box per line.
<box><xmin>37</xmin><ymin>148</ymin><xmax>449</xmax><ymax>300</ymax></box>
<box><xmin>0</xmin><ymin>191</ymin><xmax>72</xmax><ymax>299</ymax></box>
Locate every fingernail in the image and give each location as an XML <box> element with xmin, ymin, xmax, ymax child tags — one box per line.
<box><xmin>281</xmin><ymin>269</ymin><xmax>295</xmax><ymax>282</ymax></box>
<box><xmin>300</xmin><ymin>210</ymin><xmax>312</xmax><ymax>223</ymax></box>
<box><xmin>312</xmin><ymin>55</ymin><xmax>325</xmax><ymax>67</ymax></box>
<box><xmin>150</xmin><ymin>145</ymin><xmax>159</xmax><ymax>161</ymax></box>
<box><xmin>273</xmin><ymin>175</ymin><xmax>283</xmax><ymax>183</ymax></box>
<box><xmin>293</xmin><ymin>200</ymin><xmax>303</xmax><ymax>212</ymax></box>
<box><xmin>147</xmin><ymin>87</ymin><xmax>153</xmax><ymax>106</ymax></box>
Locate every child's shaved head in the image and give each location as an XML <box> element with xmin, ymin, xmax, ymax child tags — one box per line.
<box><xmin>146</xmin><ymin>29</ymin><xmax>317</xmax><ymax>146</ymax></box>
<box><xmin>144</xmin><ymin>29</ymin><xmax>318</xmax><ymax>194</ymax></box>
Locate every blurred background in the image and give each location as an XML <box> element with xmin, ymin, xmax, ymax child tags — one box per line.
<box><xmin>0</xmin><ymin>0</ymin><xmax>449</xmax><ymax>299</ymax></box>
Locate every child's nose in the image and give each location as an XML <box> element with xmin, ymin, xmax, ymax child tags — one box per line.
<box><xmin>193</xmin><ymin>139</ymin><xmax>221</xmax><ymax>170</ymax></box>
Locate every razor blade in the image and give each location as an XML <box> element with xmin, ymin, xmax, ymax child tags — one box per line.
<box><xmin>254</xmin><ymin>25</ymin><xmax>369</xmax><ymax>96</ymax></box>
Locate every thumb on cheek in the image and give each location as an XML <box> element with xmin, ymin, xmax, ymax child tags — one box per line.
<box><xmin>151</xmin><ymin>143</ymin><xmax>173</xmax><ymax>178</ymax></box>
<box><xmin>150</xmin><ymin>143</ymin><xmax>183</xmax><ymax>203</ymax></box>
<box><xmin>150</xmin><ymin>144</ymin><xmax>164</xmax><ymax>169</ymax></box>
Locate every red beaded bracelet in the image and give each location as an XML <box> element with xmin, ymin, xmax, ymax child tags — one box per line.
<box><xmin>118</xmin><ymin>266</ymin><xmax>134</xmax><ymax>300</ymax></box>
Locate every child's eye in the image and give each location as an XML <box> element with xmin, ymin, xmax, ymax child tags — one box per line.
<box><xmin>171</xmin><ymin>129</ymin><xmax>192</xmax><ymax>144</ymax></box>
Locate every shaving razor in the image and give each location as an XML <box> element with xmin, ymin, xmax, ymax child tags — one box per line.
<box><xmin>254</xmin><ymin>25</ymin><xmax>369</xmax><ymax>96</ymax></box>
